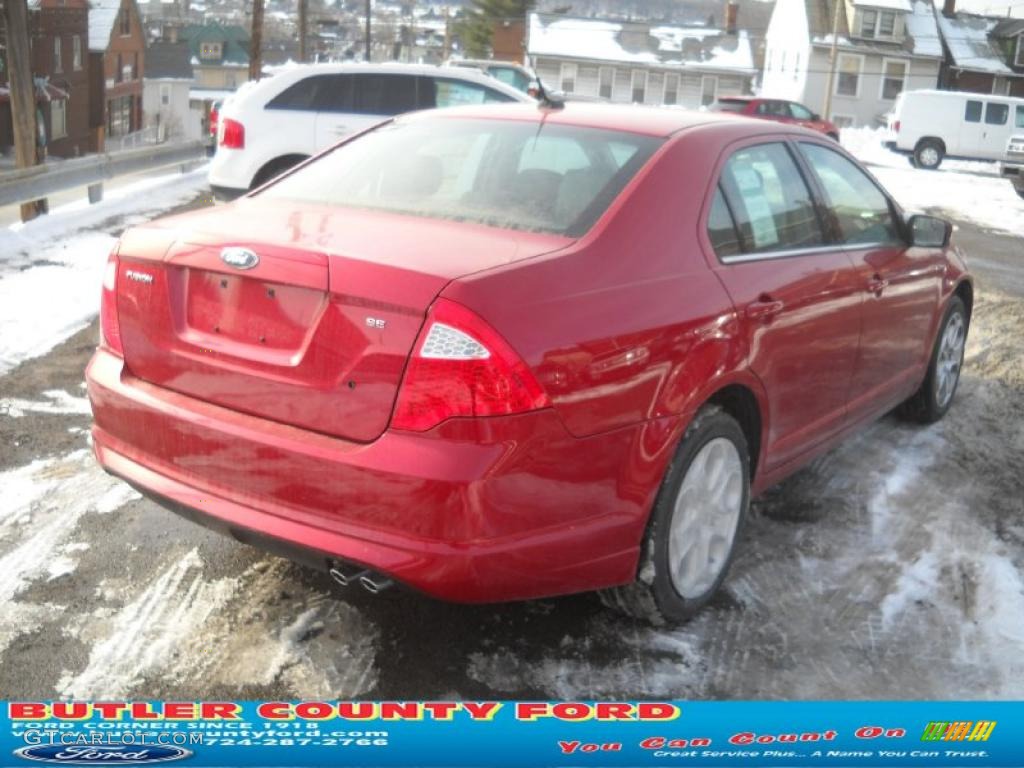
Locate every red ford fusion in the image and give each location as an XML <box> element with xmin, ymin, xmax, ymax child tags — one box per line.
<box><xmin>86</xmin><ymin>103</ymin><xmax>971</xmax><ymax>623</ymax></box>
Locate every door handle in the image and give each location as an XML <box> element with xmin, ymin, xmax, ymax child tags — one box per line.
<box><xmin>867</xmin><ymin>274</ymin><xmax>889</xmax><ymax>296</ymax></box>
<box><xmin>745</xmin><ymin>296</ymin><xmax>784</xmax><ymax>322</ymax></box>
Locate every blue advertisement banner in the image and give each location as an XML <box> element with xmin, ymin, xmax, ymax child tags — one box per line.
<box><xmin>0</xmin><ymin>701</ymin><xmax>1019</xmax><ymax>767</ymax></box>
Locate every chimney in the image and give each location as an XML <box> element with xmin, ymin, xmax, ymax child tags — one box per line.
<box><xmin>942</xmin><ymin>0</ymin><xmax>956</xmax><ymax>17</ymax></box>
<box><xmin>725</xmin><ymin>1</ymin><xmax>739</xmax><ymax>34</ymax></box>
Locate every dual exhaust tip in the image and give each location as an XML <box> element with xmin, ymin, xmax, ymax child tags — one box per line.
<box><xmin>329</xmin><ymin>563</ymin><xmax>393</xmax><ymax>595</ymax></box>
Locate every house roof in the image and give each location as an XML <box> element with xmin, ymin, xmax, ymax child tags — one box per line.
<box><xmin>936</xmin><ymin>12</ymin><xmax>1015</xmax><ymax>74</ymax></box>
<box><xmin>991</xmin><ymin>18</ymin><xmax>1024</xmax><ymax>38</ymax></box>
<box><xmin>145</xmin><ymin>41</ymin><xmax>193</xmax><ymax>79</ymax></box>
<box><xmin>88</xmin><ymin>0</ymin><xmax>122</xmax><ymax>52</ymax></box>
<box><xmin>852</xmin><ymin>0</ymin><xmax>913</xmax><ymax>12</ymax></box>
<box><xmin>527</xmin><ymin>13</ymin><xmax>755</xmax><ymax>74</ymax></box>
<box><xmin>179</xmin><ymin>22</ymin><xmax>250</xmax><ymax>67</ymax></box>
<box><xmin>807</xmin><ymin>0</ymin><xmax>942</xmax><ymax>58</ymax></box>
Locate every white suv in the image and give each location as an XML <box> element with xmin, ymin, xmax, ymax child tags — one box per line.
<box><xmin>209</xmin><ymin>63</ymin><xmax>530</xmax><ymax>200</ymax></box>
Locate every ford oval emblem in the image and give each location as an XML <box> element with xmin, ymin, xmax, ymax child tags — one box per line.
<box><xmin>13</xmin><ymin>745</ymin><xmax>192</xmax><ymax>764</ymax></box>
<box><xmin>220</xmin><ymin>247</ymin><xmax>259</xmax><ymax>270</ymax></box>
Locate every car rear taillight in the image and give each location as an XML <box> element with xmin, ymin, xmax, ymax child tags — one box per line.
<box><xmin>99</xmin><ymin>247</ymin><xmax>124</xmax><ymax>356</ymax></box>
<box><xmin>220</xmin><ymin>118</ymin><xmax>245</xmax><ymax>149</ymax></box>
<box><xmin>894</xmin><ymin>120</ymin><xmax>901</xmax><ymax>133</ymax></box>
<box><xmin>391</xmin><ymin>298</ymin><xmax>550</xmax><ymax>432</ymax></box>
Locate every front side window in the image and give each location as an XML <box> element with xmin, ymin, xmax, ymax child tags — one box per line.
<box><xmin>260</xmin><ymin>119</ymin><xmax>662</xmax><ymax>237</ymax></box>
<box><xmin>985</xmin><ymin>102</ymin><xmax>1009</xmax><ymax>125</ymax></box>
<box><xmin>799</xmin><ymin>142</ymin><xmax>900</xmax><ymax>246</ymax></box>
<box><xmin>1016</xmin><ymin>105</ymin><xmax>1024</xmax><ymax>128</ymax></box>
<box><xmin>836</xmin><ymin>55</ymin><xmax>861</xmax><ymax>96</ymax></box>
<box><xmin>789</xmin><ymin>102</ymin><xmax>814</xmax><ymax>120</ymax></box>
<box><xmin>718</xmin><ymin>143</ymin><xmax>824</xmax><ymax>253</ymax></box>
<box><xmin>427</xmin><ymin>78</ymin><xmax>512</xmax><ymax>109</ymax></box>
<box><xmin>881</xmin><ymin>59</ymin><xmax>907</xmax><ymax>100</ymax></box>
<box><xmin>965</xmin><ymin>100</ymin><xmax>982</xmax><ymax>122</ymax></box>
<box><xmin>346</xmin><ymin>73</ymin><xmax>418</xmax><ymax>115</ymax></box>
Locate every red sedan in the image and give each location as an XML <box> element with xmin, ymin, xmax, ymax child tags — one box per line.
<box><xmin>87</xmin><ymin>103</ymin><xmax>971</xmax><ymax>623</ymax></box>
<box><xmin>711</xmin><ymin>96</ymin><xmax>841</xmax><ymax>140</ymax></box>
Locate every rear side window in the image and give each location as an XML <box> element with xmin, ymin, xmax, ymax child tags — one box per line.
<box><xmin>707</xmin><ymin>186</ymin><xmax>743</xmax><ymax>258</ymax></box>
<box><xmin>718</xmin><ymin>143</ymin><xmax>824</xmax><ymax>254</ymax></box>
<box><xmin>789</xmin><ymin>103</ymin><xmax>813</xmax><ymax>120</ymax></box>
<box><xmin>711</xmin><ymin>99</ymin><xmax>749</xmax><ymax>113</ymax></box>
<box><xmin>985</xmin><ymin>102</ymin><xmax>1009</xmax><ymax>125</ymax></box>
<box><xmin>422</xmin><ymin>78</ymin><xmax>515</xmax><ymax>109</ymax></box>
<box><xmin>1017</xmin><ymin>105</ymin><xmax>1024</xmax><ymax>128</ymax></box>
<box><xmin>266</xmin><ymin>75</ymin><xmax>334</xmax><ymax>111</ymax></box>
<box><xmin>798</xmin><ymin>143</ymin><xmax>900</xmax><ymax>246</ymax></box>
<box><xmin>965</xmin><ymin>100</ymin><xmax>982</xmax><ymax>123</ymax></box>
<box><xmin>351</xmin><ymin>73</ymin><xmax>418</xmax><ymax>115</ymax></box>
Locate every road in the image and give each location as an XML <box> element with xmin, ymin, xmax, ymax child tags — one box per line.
<box><xmin>1</xmin><ymin>191</ymin><xmax>1022</xmax><ymax>701</ymax></box>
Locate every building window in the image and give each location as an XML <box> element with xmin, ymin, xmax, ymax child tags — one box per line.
<box><xmin>598</xmin><ymin>66</ymin><xmax>613</xmax><ymax>99</ymax></box>
<box><xmin>53</xmin><ymin>37</ymin><xmax>62</xmax><ymax>72</ymax></box>
<box><xmin>1017</xmin><ymin>34</ymin><xmax>1024</xmax><ymax>67</ymax></box>
<box><xmin>881</xmin><ymin>59</ymin><xmax>907</xmax><ymax>100</ymax></box>
<box><xmin>51</xmin><ymin>99</ymin><xmax>67</xmax><ymax>139</ymax></box>
<box><xmin>108</xmin><ymin>94</ymin><xmax>133</xmax><ymax>136</ymax></box>
<box><xmin>701</xmin><ymin>75</ymin><xmax>717</xmax><ymax>107</ymax></box>
<box><xmin>836</xmin><ymin>54</ymin><xmax>862</xmax><ymax>97</ymax></box>
<box><xmin>160</xmin><ymin>83</ymin><xmax>171</xmax><ymax>106</ymax></box>
<box><xmin>73</xmin><ymin>35</ymin><xmax>82</xmax><ymax>70</ymax></box>
<box><xmin>631</xmin><ymin>70</ymin><xmax>647</xmax><ymax>103</ymax></box>
<box><xmin>859</xmin><ymin>9</ymin><xmax>896</xmax><ymax>39</ymax></box>
<box><xmin>132</xmin><ymin>52</ymin><xmax>138</xmax><ymax>80</ymax></box>
<box><xmin>199</xmin><ymin>42</ymin><xmax>222</xmax><ymax>60</ymax></box>
<box><xmin>120</xmin><ymin>7</ymin><xmax>131</xmax><ymax>36</ymax></box>
<box><xmin>663</xmin><ymin>73</ymin><xmax>679</xmax><ymax>105</ymax></box>
<box><xmin>859</xmin><ymin>10</ymin><xmax>877</xmax><ymax>37</ymax></box>
<box><xmin>559</xmin><ymin>62</ymin><xmax>577</xmax><ymax>93</ymax></box>
<box><xmin>115</xmin><ymin>53</ymin><xmax>122</xmax><ymax>82</ymax></box>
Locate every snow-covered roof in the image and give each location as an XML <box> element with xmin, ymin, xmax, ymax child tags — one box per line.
<box><xmin>527</xmin><ymin>13</ymin><xmax>755</xmax><ymax>73</ymax></box>
<box><xmin>906</xmin><ymin>0</ymin><xmax>943</xmax><ymax>57</ymax></box>
<box><xmin>937</xmin><ymin>13</ymin><xmax>1015</xmax><ymax>74</ymax></box>
<box><xmin>89</xmin><ymin>0</ymin><xmax>123</xmax><ymax>52</ymax></box>
<box><xmin>852</xmin><ymin>0</ymin><xmax>913</xmax><ymax>12</ymax></box>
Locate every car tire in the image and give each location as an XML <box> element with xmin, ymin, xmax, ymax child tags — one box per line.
<box><xmin>1014</xmin><ymin>181</ymin><xmax>1024</xmax><ymax>200</ymax></box>
<box><xmin>899</xmin><ymin>295</ymin><xmax>968</xmax><ymax>424</ymax></box>
<box><xmin>598</xmin><ymin>405</ymin><xmax>750</xmax><ymax>625</ymax></box>
<box><xmin>250</xmin><ymin>155</ymin><xmax>308</xmax><ymax>190</ymax></box>
<box><xmin>913</xmin><ymin>140</ymin><xmax>944</xmax><ymax>170</ymax></box>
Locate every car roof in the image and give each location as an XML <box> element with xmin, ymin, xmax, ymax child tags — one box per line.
<box><xmin>398</xmin><ymin>101</ymin><xmax>793</xmax><ymax>138</ymax></box>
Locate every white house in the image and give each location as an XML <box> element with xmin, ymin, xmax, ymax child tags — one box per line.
<box><xmin>142</xmin><ymin>41</ymin><xmax>199</xmax><ymax>141</ymax></box>
<box><xmin>762</xmin><ymin>0</ymin><xmax>944</xmax><ymax>127</ymax></box>
<box><xmin>527</xmin><ymin>12</ymin><xmax>757</xmax><ymax>109</ymax></box>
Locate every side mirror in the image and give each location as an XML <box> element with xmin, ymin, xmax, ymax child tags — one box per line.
<box><xmin>908</xmin><ymin>214</ymin><xmax>952</xmax><ymax>248</ymax></box>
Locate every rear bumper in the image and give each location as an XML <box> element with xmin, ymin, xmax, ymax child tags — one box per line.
<box><xmin>86</xmin><ymin>348</ymin><xmax>659</xmax><ymax>602</ymax></box>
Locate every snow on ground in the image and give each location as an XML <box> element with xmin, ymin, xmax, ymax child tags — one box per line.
<box><xmin>842</xmin><ymin>128</ymin><xmax>1024</xmax><ymax>239</ymax></box>
<box><xmin>0</xmin><ymin>166</ymin><xmax>209</xmax><ymax>376</ymax></box>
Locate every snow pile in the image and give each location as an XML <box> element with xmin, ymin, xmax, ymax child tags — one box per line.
<box><xmin>843</xmin><ymin>128</ymin><xmax>1024</xmax><ymax>238</ymax></box>
<box><xmin>0</xmin><ymin>166</ymin><xmax>209</xmax><ymax>376</ymax></box>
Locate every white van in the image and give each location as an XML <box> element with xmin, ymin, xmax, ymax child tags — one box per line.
<box><xmin>209</xmin><ymin>63</ymin><xmax>530</xmax><ymax>200</ymax></box>
<box><xmin>1001</xmin><ymin>134</ymin><xmax>1024</xmax><ymax>198</ymax></box>
<box><xmin>884</xmin><ymin>89</ymin><xmax>1024</xmax><ymax>169</ymax></box>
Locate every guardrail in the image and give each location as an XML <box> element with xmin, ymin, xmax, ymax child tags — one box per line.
<box><xmin>0</xmin><ymin>140</ymin><xmax>207</xmax><ymax>208</ymax></box>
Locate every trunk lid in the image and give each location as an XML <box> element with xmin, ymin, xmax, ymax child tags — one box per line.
<box><xmin>115</xmin><ymin>198</ymin><xmax>570</xmax><ymax>442</ymax></box>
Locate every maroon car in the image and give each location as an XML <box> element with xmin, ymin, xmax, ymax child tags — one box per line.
<box><xmin>712</xmin><ymin>97</ymin><xmax>840</xmax><ymax>140</ymax></box>
<box><xmin>87</xmin><ymin>103</ymin><xmax>969</xmax><ymax>624</ymax></box>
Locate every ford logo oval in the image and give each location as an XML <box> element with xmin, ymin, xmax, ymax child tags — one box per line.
<box><xmin>220</xmin><ymin>247</ymin><xmax>259</xmax><ymax>270</ymax></box>
<box><xmin>13</xmin><ymin>745</ymin><xmax>192</xmax><ymax>765</ymax></box>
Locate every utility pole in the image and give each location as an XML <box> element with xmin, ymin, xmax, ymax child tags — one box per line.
<box><xmin>442</xmin><ymin>7</ymin><xmax>451</xmax><ymax>60</ymax></box>
<box><xmin>365</xmin><ymin>0</ymin><xmax>372</xmax><ymax>62</ymax></box>
<box><xmin>3</xmin><ymin>0</ymin><xmax>44</xmax><ymax>222</ymax></box>
<box><xmin>248</xmin><ymin>0</ymin><xmax>264</xmax><ymax>81</ymax></box>
<box><xmin>298</xmin><ymin>0</ymin><xmax>307</xmax><ymax>62</ymax></box>
<box><xmin>821</xmin><ymin>0</ymin><xmax>842</xmax><ymax>121</ymax></box>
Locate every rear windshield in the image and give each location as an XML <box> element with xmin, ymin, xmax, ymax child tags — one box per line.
<box><xmin>259</xmin><ymin>118</ymin><xmax>662</xmax><ymax>237</ymax></box>
<box><xmin>711</xmin><ymin>99</ymin><xmax>749</xmax><ymax>113</ymax></box>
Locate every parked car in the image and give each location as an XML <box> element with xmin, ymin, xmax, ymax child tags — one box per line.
<box><xmin>445</xmin><ymin>58</ymin><xmax>536</xmax><ymax>94</ymax></box>
<box><xmin>885</xmin><ymin>89</ymin><xmax>1024</xmax><ymax>169</ymax></box>
<box><xmin>88</xmin><ymin>103</ymin><xmax>971</xmax><ymax>624</ymax></box>
<box><xmin>710</xmin><ymin>97</ymin><xmax>840</xmax><ymax>140</ymax></box>
<box><xmin>1000</xmin><ymin>134</ymin><xmax>1024</xmax><ymax>198</ymax></box>
<box><xmin>208</xmin><ymin>63</ymin><xmax>530</xmax><ymax>200</ymax></box>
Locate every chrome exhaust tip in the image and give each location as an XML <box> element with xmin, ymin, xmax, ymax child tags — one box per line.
<box><xmin>329</xmin><ymin>564</ymin><xmax>369</xmax><ymax>587</ymax></box>
<box><xmin>359</xmin><ymin>573</ymin><xmax>393</xmax><ymax>594</ymax></box>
